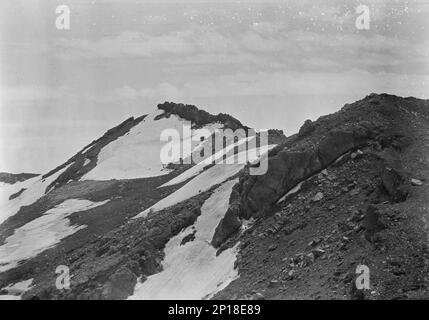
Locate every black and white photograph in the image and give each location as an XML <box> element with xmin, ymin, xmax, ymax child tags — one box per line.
<box><xmin>0</xmin><ymin>0</ymin><xmax>429</xmax><ymax>305</ymax></box>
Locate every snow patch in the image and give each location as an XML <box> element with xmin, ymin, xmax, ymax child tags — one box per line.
<box><xmin>0</xmin><ymin>166</ymin><xmax>70</xmax><ymax>226</ymax></box>
<box><xmin>0</xmin><ymin>177</ymin><xmax>38</xmax><ymax>206</ymax></box>
<box><xmin>2</xmin><ymin>278</ymin><xmax>33</xmax><ymax>296</ymax></box>
<box><xmin>137</xmin><ymin>145</ymin><xmax>276</xmax><ymax>218</ymax></box>
<box><xmin>82</xmin><ymin>111</ymin><xmax>222</xmax><ymax>181</ymax></box>
<box><xmin>160</xmin><ymin>136</ymin><xmax>254</xmax><ymax>188</ymax></box>
<box><xmin>0</xmin><ymin>199</ymin><xmax>108</xmax><ymax>272</ymax></box>
<box><xmin>129</xmin><ymin>179</ymin><xmax>239</xmax><ymax>300</ymax></box>
<box><xmin>135</xmin><ymin>163</ymin><xmax>243</xmax><ymax>219</ymax></box>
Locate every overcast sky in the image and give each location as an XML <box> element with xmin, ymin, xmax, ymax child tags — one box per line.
<box><xmin>0</xmin><ymin>0</ymin><xmax>428</xmax><ymax>173</ymax></box>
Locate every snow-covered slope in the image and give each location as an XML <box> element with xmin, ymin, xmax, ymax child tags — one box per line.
<box><xmin>0</xmin><ymin>102</ymin><xmax>282</xmax><ymax>300</ymax></box>
<box><xmin>0</xmin><ymin>177</ymin><xmax>38</xmax><ymax>206</ymax></box>
<box><xmin>0</xmin><ymin>166</ymin><xmax>70</xmax><ymax>225</ymax></box>
<box><xmin>0</xmin><ymin>198</ymin><xmax>108</xmax><ymax>272</ymax></box>
<box><xmin>0</xmin><ymin>278</ymin><xmax>33</xmax><ymax>300</ymax></box>
<box><xmin>135</xmin><ymin>144</ymin><xmax>276</xmax><ymax>218</ymax></box>
<box><xmin>82</xmin><ymin>111</ymin><xmax>222</xmax><ymax>181</ymax></box>
<box><xmin>160</xmin><ymin>135</ymin><xmax>253</xmax><ymax>187</ymax></box>
<box><xmin>129</xmin><ymin>179</ymin><xmax>239</xmax><ymax>300</ymax></box>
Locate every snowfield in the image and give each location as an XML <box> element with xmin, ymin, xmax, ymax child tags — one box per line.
<box><xmin>82</xmin><ymin>111</ymin><xmax>222</xmax><ymax>181</ymax></box>
<box><xmin>129</xmin><ymin>179</ymin><xmax>239</xmax><ymax>300</ymax></box>
<box><xmin>136</xmin><ymin>162</ymin><xmax>244</xmax><ymax>219</ymax></box>
<box><xmin>136</xmin><ymin>144</ymin><xmax>276</xmax><ymax>218</ymax></box>
<box><xmin>0</xmin><ymin>165</ymin><xmax>70</xmax><ymax>226</ymax></box>
<box><xmin>0</xmin><ymin>278</ymin><xmax>33</xmax><ymax>300</ymax></box>
<box><xmin>160</xmin><ymin>135</ymin><xmax>253</xmax><ymax>188</ymax></box>
<box><xmin>0</xmin><ymin>199</ymin><xmax>108</xmax><ymax>272</ymax></box>
<box><xmin>0</xmin><ymin>177</ymin><xmax>39</xmax><ymax>205</ymax></box>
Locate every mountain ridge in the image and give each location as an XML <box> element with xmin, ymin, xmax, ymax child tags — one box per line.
<box><xmin>0</xmin><ymin>173</ymin><xmax>39</xmax><ymax>185</ymax></box>
<box><xmin>1</xmin><ymin>93</ymin><xmax>429</xmax><ymax>300</ymax></box>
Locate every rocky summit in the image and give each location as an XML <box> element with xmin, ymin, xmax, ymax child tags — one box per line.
<box><xmin>1</xmin><ymin>93</ymin><xmax>429</xmax><ymax>300</ymax></box>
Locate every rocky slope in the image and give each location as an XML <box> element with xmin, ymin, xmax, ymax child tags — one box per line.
<box><xmin>214</xmin><ymin>93</ymin><xmax>429</xmax><ymax>300</ymax></box>
<box><xmin>0</xmin><ymin>94</ymin><xmax>428</xmax><ymax>300</ymax></box>
<box><xmin>0</xmin><ymin>173</ymin><xmax>39</xmax><ymax>185</ymax></box>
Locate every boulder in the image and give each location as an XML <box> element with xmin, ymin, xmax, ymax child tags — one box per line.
<box><xmin>312</xmin><ymin>192</ymin><xmax>324</xmax><ymax>202</ymax></box>
<box><xmin>381</xmin><ymin>166</ymin><xmax>409</xmax><ymax>202</ymax></box>
<box><xmin>411</xmin><ymin>178</ymin><xmax>423</xmax><ymax>186</ymax></box>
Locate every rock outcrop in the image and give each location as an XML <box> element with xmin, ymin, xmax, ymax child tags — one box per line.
<box><xmin>0</xmin><ymin>172</ymin><xmax>39</xmax><ymax>184</ymax></box>
<box><xmin>157</xmin><ymin>101</ymin><xmax>246</xmax><ymax>130</ymax></box>
<box><xmin>212</xmin><ymin>93</ymin><xmax>427</xmax><ymax>247</ymax></box>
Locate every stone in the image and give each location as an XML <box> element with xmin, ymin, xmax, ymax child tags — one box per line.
<box><xmin>312</xmin><ymin>248</ymin><xmax>326</xmax><ymax>259</ymax></box>
<box><xmin>350</xmin><ymin>188</ymin><xmax>360</xmax><ymax>196</ymax></box>
<box><xmin>268</xmin><ymin>244</ymin><xmax>278</xmax><ymax>252</ymax></box>
<box><xmin>411</xmin><ymin>178</ymin><xmax>423</xmax><ymax>186</ymax></box>
<box><xmin>349</xmin><ymin>209</ymin><xmax>363</xmax><ymax>222</ymax></box>
<box><xmin>308</xmin><ymin>240</ymin><xmax>319</xmax><ymax>247</ymax></box>
<box><xmin>268</xmin><ymin>280</ymin><xmax>281</xmax><ymax>288</ymax></box>
<box><xmin>351</xmin><ymin>150</ymin><xmax>363</xmax><ymax>159</ymax></box>
<box><xmin>312</xmin><ymin>192</ymin><xmax>324</xmax><ymax>202</ymax></box>
<box><xmin>381</xmin><ymin>166</ymin><xmax>409</xmax><ymax>202</ymax></box>
<box><xmin>252</xmin><ymin>292</ymin><xmax>266</xmax><ymax>300</ymax></box>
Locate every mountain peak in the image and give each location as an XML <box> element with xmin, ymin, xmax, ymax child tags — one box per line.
<box><xmin>157</xmin><ymin>101</ymin><xmax>247</xmax><ymax>130</ymax></box>
<box><xmin>1</xmin><ymin>94</ymin><xmax>429</xmax><ymax>301</ymax></box>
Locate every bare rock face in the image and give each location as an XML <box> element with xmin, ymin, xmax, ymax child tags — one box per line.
<box><xmin>0</xmin><ymin>172</ymin><xmax>39</xmax><ymax>184</ymax></box>
<box><xmin>381</xmin><ymin>166</ymin><xmax>409</xmax><ymax>203</ymax></box>
<box><xmin>363</xmin><ymin>205</ymin><xmax>386</xmax><ymax>242</ymax></box>
<box><xmin>212</xmin><ymin>127</ymin><xmax>375</xmax><ymax>246</ymax></box>
<box><xmin>211</xmin><ymin>203</ymin><xmax>241</xmax><ymax>248</ymax></box>
<box><xmin>157</xmin><ymin>101</ymin><xmax>246</xmax><ymax>130</ymax></box>
<box><xmin>212</xmin><ymin>186</ymin><xmax>242</xmax><ymax>247</ymax></box>
<box><xmin>213</xmin><ymin>135</ymin><xmax>335</xmax><ymax>246</ymax></box>
<box><xmin>298</xmin><ymin>119</ymin><xmax>315</xmax><ymax>137</ymax></box>
<box><xmin>211</xmin><ymin>94</ymin><xmax>418</xmax><ymax>247</ymax></box>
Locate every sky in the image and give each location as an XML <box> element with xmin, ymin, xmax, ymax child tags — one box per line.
<box><xmin>0</xmin><ymin>0</ymin><xmax>428</xmax><ymax>173</ymax></box>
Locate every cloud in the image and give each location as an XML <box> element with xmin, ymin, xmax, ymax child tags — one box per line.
<box><xmin>54</xmin><ymin>30</ymin><xmax>197</xmax><ymax>59</ymax></box>
<box><xmin>1</xmin><ymin>83</ymin><xmax>185</xmax><ymax>105</ymax></box>
<box><xmin>51</xmin><ymin>23</ymin><xmax>428</xmax><ymax>77</ymax></box>
<box><xmin>96</xmin><ymin>83</ymin><xmax>185</xmax><ymax>101</ymax></box>
<box><xmin>0</xmin><ymin>85</ymin><xmax>72</xmax><ymax>102</ymax></box>
<box><xmin>177</xmin><ymin>69</ymin><xmax>429</xmax><ymax>99</ymax></box>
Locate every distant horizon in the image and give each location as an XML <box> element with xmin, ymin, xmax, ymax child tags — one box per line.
<box><xmin>1</xmin><ymin>91</ymin><xmax>426</xmax><ymax>175</ymax></box>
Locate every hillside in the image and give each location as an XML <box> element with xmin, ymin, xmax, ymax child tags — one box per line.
<box><xmin>0</xmin><ymin>94</ymin><xmax>428</xmax><ymax>300</ymax></box>
<box><xmin>0</xmin><ymin>173</ymin><xmax>39</xmax><ymax>185</ymax></box>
